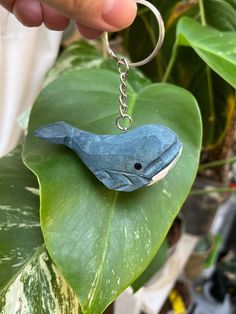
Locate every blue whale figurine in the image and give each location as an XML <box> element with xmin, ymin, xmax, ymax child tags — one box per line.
<box><xmin>34</xmin><ymin>122</ymin><xmax>182</xmax><ymax>192</ymax></box>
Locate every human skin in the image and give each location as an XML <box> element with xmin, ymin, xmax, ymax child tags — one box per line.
<box><xmin>0</xmin><ymin>0</ymin><xmax>137</xmax><ymax>38</ymax></box>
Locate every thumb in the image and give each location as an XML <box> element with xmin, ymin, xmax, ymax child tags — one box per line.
<box><xmin>40</xmin><ymin>0</ymin><xmax>137</xmax><ymax>32</ymax></box>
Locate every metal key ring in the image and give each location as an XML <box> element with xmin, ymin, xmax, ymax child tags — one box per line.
<box><xmin>103</xmin><ymin>0</ymin><xmax>165</xmax><ymax>67</ymax></box>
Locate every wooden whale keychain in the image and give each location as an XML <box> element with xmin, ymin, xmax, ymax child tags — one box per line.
<box><xmin>34</xmin><ymin>0</ymin><xmax>183</xmax><ymax>192</ymax></box>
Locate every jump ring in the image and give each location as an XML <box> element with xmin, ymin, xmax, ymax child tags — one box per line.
<box><xmin>117</xmin><ymin>58</ymin><xmax>130</xmax><ymax>73</ymax></box>
<box><xmin>116</xmin><ymin>115</ymin><xmax>132</xmax><ymax>132</ymax></box>
<box><xmin>103</xmin><ymin>0</ymin><xmax>165</xmax><ymax>67</ymax></box>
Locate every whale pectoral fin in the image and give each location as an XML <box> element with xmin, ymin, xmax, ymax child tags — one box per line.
<box><xmin>94</xmin><ymin>169</ymin><xmax>127</xmax><ymax>191</ymax></box>
<box><xmin>93</xmin><ymin>170</ymin><xmax>112</xmax><ymax>181</ymax></box>
<box><xmin>93</xmin><ymin>169</ymin><xmax>150</xmax><ymax>192</ymax></box>
<box><xmin>93</xmin><ymin>170</ymin><xmax>113</xmax><ymax>189</ymax></box>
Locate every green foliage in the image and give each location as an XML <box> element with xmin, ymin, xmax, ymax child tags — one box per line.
<box><xmin>176</xmin><ymin>17</ymin><xmax>236</xmax><ymax>88</ymax></box>
<box><xmin>0</xmin><ymin>147</ymin><xmax>42</xmax><ymax>291</ymax></box>
<box><xmin>23</xmin><ymin>68</ymin><xmax>201</xmax><ymax>313</ymax></box>
<box><xmin>0</xmin><ymin>147</ymin><xmax>80</xmax><ymax>313</ymax></box>
<box><xmin>1</xmin><ymin>4</ymin><xmax>208</xmax><ymax>312</ymax></box>
<box><xmin>45</xmin><ymin>40</ymin><xmax>151</xmax><ymax>93</ymax></box>
<box><xmin>174</xmin><ymin>17</ymin><xmax>236</xmax><ymax>147</ymax></box>
<box><xmin>124</xmin><ymin>0</ymin><xmax>236</xmax><ymax>149</ymax></box>
<box><xmin>204</xmin><ymin>0</ymin><xmax>236</xmax><ymax>30</ymax></box>
<box><xmin>44</xmin><ymin>41</ymin><xmax>103</xmax><ymax>86</ymax></box>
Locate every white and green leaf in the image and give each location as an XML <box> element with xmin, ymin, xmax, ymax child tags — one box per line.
<box><xmin>0</xmin><ymin>147</ymin><xmax>80</xmax><ymax>313</ymax></box>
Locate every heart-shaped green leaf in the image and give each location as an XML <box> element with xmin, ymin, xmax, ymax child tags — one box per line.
<box><xmin>23</xmin><ymin>69</ymin><xmax>201</xmax><ymax>314</ymax></box>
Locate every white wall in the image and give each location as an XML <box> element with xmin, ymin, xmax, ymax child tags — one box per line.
<box><xmin>0</xmin><ymin>8</ymin><xmax>62</xmax><ymax>156</ymax></box>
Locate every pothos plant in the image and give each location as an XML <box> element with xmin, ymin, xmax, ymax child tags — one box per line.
<box><xmin>124</xmin><ymin>0</ymin><xmax>236</xmax><ymax>179</ymax></box>
<box><xmin>0</xmin><ymin>46</ymin><xmax>201</xmax><ymax>314</ymax></box>
<box><xmin>0</xmin><ymin>1</ymin><xmax>235</xmax><ymax>313</ymax></box>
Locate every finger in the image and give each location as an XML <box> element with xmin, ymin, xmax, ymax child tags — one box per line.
<box><xmin>42</xmin><ymin>4</ymin><xmax>69</xmax><ymax>30</ymax></box>
<box><xmin>13</xmin><ymin>0</ymin><xmax>43</xmax><ymax>27</ymax></box>
<box><xmin>0</xmin><ymin>0</ymin><xmax>15</xmax><ymax>12</ymax></box>
<box><xmin>40</xmin><ymin>0</ymin><xmax>137</xmax><ymax>32</ymax></box>
<box><xmin>76</xmin><ymin>23</ymin><xmax>103</xmax><ymax>39</ymax></box>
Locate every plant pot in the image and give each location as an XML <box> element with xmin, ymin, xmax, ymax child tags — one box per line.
<box><xmin>167</xmin><ymin>216</ymin><xmax>184</xmax><ymax>256</ymax></box>
<box><xmin>181</xmin><ymin>177</ymin><xmax>225</xmax><ymax>236</ymax></box>
<box><xmin>159</xmin><ymin>279</ymin><xmax>194</xmax><ymax>314</ymax></box>
<box><xmin>132</xmin><ymin>240</ymin><xmax>168</xmax><ymax>292</ymax></box>
<box><xmin>185</xmin><ymin>234</ymin><xmax>215</xmax><ymax>281</ymax></box>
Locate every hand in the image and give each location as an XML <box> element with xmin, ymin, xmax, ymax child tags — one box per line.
<box><xmin>0</xmin><ymin>0</ymin><xmax>137</xmax><ymax>38</ymax></box>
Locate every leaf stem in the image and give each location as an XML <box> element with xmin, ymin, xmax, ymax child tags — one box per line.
<box><xmin>206</xmin><ymin>66</ymin><xmax>216</xmax><ymax>143</ymax></box>
<box><xmin>199</xmin><ymin>156</ymin><xmax>236</xmax><ymax>170</ymax></box>
<box><xmin>190</xmin><ymin>187</ymin><xmax>236</xmax><ymax>196</ymax></box>
<box><xmin>162</xmin><ymin>43</ymin><xmax>178</xmax><ymax>83</ymax></box>
<box><xmin>199</xmin><ymin>0</ymin><xmax>216</xmax><ymax>144</ymax></box>
<box><xmin>199</xmin><ymin>0</ymin><xmax>207</xmax><ymax>26</ymax></box>
<box><xmin>140</xmin><ymin>14</ymin><xmax>162</xmax><ymax>76</ymax></box>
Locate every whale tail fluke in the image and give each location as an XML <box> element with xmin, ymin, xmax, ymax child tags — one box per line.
<box><xmin>34</xmin><ymin>121</ymin><xmax>74</xmax><ymax>145</ymax></box>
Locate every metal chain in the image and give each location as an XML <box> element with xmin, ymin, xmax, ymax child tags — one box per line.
<box><xmin>104</xmin><ymin>0</ymin><xmax>165</xmax><ymax>132</ymax></box>
<box><xmin>116</xmin><ymin>58</ymin><xmax>132</xmax><ymax>132</ymax></box>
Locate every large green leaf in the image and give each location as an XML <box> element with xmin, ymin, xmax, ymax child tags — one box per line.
<box><xmin>205</xmin><ymin>0</ymin><xmax>236</xmax><ymax>30</ymax></box>
<box><xmin>124</xmin><ymin>1</ymin><xmax>236</xmax><ymax>149</ymax></box>
<box><xmin>0</xmin><ymin>147</ymin><xmax>80</xmax><ymax>313</ymax></box>
<box><xmin>23</xmin><ymin>69</ymin><xmax>201</xmax><ymax>314</ymax></box>
<box><xmin>176</xmin><ymin>17</ymin><xmax>236</xmax><ymax>88</ymax></box>
<box><xmin>174</xmin><ymin>17</ymin><xmax>236</xmax><ymax>148</ymax></box>
<box><xmin>0</xmin><ymin>146</ymin><xmax>42</xmax><ymax>291</ymax></box>
<box><xmin>171</xmin><ymin>47</ymin><xmax>236</xmax><ymax>148</ymax></box>
<box><xmin>174</xmin><ymin>1</ymin><xmax>236</xmax><ymax>149</ymax></box>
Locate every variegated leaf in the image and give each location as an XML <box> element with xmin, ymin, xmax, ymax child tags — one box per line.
<box><xmin>0</xmin><ymin>247</ymin><xmax>80</xmax><ymax>314</ymax></box>
<box><xmin>0</xmin><ymin>147</ymin><xmax>80</xmax><ymax>313</ymax></box>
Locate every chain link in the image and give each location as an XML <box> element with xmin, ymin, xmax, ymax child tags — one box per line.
<box><xmin>116</xmin><ymin>58</ymin><xmax>132</xmax><ymax>132</ymax></box>
<box><xmin>103</xmin><ymin>0</ymin><xmax>165</xmax><ymax>132</ymax></box>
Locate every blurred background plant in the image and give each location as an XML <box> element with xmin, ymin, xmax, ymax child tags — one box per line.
<box><xmin>56</xmin><ymin>0</ymin><xmax>236</xmax><ymax>185</ymax></box>
<box><xmin>2</xmin><ymin>1</ymin><xmax>236</xmax><ymax>313</ymax></box>
<box><xmin>122</xmin><ymin>0</ymin><xmax>236</xmax><ymax>183</ymax></box>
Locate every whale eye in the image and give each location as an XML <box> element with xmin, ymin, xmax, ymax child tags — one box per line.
<box><xmin>134</xmin><ymin>163</ymin><xmax>142</xmax><ymax>170</ymax></box>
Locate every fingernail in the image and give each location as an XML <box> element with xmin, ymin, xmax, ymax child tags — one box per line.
<box><xmin>102</xmin><ymin>0</ymin><xmax>137</xmax><ymax>29</ymax></box>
